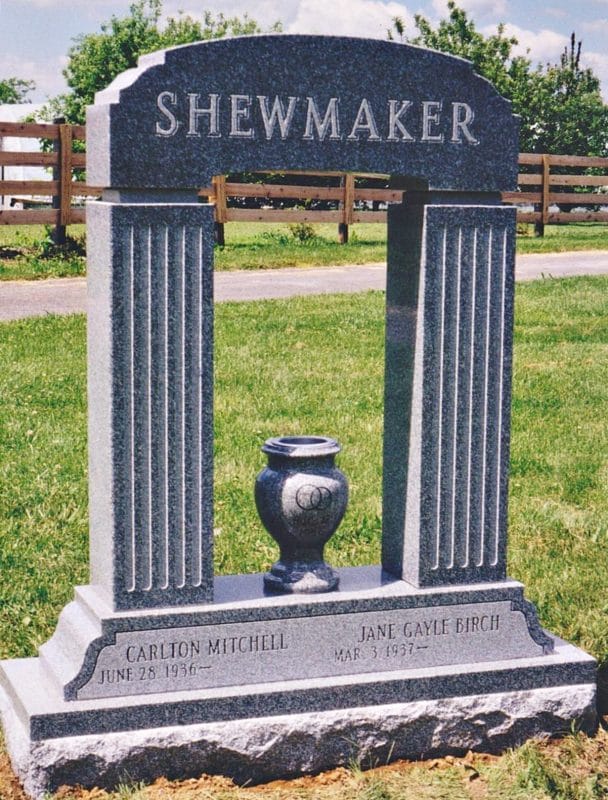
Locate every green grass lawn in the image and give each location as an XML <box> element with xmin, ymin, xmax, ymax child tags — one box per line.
<box><xmin>0</xmin><ymin>277</ymin><xmax>607</xmax><ymax>799</ymax></box>
<box><xmin>0</xmin><ymin>277</ymin><xmax>607</xmax><ymax>662</ymax></box>
<box><xmin>0</xmin><ymin>221</ymin><xmax>607</xmax><ymax>280</ymax></box>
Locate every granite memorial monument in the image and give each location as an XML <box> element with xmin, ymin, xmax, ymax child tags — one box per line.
<box><xmin>0</xmin><ymin>34</ymin><xmax>596</xmax><ymax>797</ymax></box>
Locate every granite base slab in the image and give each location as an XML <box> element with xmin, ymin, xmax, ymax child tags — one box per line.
<box><xmin>0</xmin><ymin>679</ymin><xmax>596</xmax><ymax>799</ymax></box>
<box><xmin>0</xmin><ymin>567</ymin><xmax>597</xmax><ymax>797</ymax></box>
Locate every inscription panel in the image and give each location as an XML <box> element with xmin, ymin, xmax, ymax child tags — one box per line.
<box><xmin>88</xmin><ymin>36</ymin><xmax>519</xmax><ymax>191</ymax></box>
<box><xmin>78</xmin><ymin>601</ymin><xmax>543</xmax><ymax>699</ymax></box>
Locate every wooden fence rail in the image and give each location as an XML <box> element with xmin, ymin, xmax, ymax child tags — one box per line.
<box><xmin>1</xmin><ymin>121</ymin><xmax>607</xmax><ymax>239</ymax></box>
<box><xmin>0</xmin><ymin>121</ymin><xmax>97</xmax><ymax>233</ymax></box>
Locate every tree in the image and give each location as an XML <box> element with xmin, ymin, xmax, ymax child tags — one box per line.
<box><xmin>0</xmin><ymin>77</ymin><xmax>36</xmax><ymax>104</ymax></box>
<box><xmin>390</xmin><ymin>2</ymin><xmax>608</xmax><ymax>156</ymax></box>
<box><xmin>49</xmin><ymin>0</ymin><xmax>280</xmax><ymax>124</ymax></box>
<box><xmin>523</xmin><ymin>34</ymin><xmax>608</xmax><ymax>155</ymax></box>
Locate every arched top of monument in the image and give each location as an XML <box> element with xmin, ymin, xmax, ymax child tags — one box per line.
<box><xmin>87</xmin><ymin>34</ymin><xmax>519</xmax><ymax>192</ymax></box>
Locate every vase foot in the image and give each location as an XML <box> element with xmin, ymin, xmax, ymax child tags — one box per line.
<box><xmin>264</xmin><ymin>560</ymin><xmax>339</xmax><ymax>594</ymax></box>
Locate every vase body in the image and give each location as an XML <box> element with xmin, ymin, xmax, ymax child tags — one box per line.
<box><xmin>255</xmin><ymin>436</ymin><xmax>348</xmax><ymax>593</ymax></box>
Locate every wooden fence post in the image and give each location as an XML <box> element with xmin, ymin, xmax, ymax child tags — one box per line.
<box><xmin>339</xmin><ymin>173</ymin><xmax>355</xmax><ymax>243</ymax></box>
<box><xmin>535</xmin><ymin>155</ymin><xmax>551</xmax><ymax>237</ymax></box>
<box><xmin>212</xmin><ymin>175</ymin><xmax>227</xmax><ymax>246</ymax></box>
<box><xmin>59</xmin><ymin>124</ymin><xmax>73</xmax><ymax>227</ymax></box>
<box><xmin>0</xmin><ymin>134</ymin><xmax>4</xmax><ymax>209</ymax></box>
<box><xmin>51</xmin><ymin>117</ymin><xmax>65</xmax><ymax>244</ymax></box>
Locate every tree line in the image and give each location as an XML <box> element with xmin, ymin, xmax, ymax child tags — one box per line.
<box><xmin>1</xmin><ymin>0</ymin><xmax>606</xmax><ymax>157</ymax></box>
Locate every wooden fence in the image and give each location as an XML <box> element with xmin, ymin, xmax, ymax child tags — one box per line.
<box><xmin>0</xmin><ymin>121</ymin><xmax>99</xmax><ymax>237</ymax></box>
<box><xmin>1</xmin><ymin>120</ymin><xmax>607</xmax><ymax>239</ymax></box>
<box><xmin>200</xmin><ymin>172</ymin><xmax>402</xmax><ymax>244</ymax></box>
<box><xmin>504</xmin><ymin>153</ymin><xmax>608</xmax><ymax>236</ymax></box>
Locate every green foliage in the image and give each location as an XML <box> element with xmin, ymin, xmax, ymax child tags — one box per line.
<box><xmin>525</xmin><ymin>34</ymin><xmax>608</xmax><ymax>156</ymax></box>
<box><xmin>0</xmin><ymin>76</ymin><xmax>35</xmax><ymax>104</ymax></box>
<box><xmin>386</xmin><ymin>16</ymin><xmax>406</xmax><ymax>42</ymax></box>
<box><xmin>48</xmin><ymin>0</ymin><xmax>280</xmax><ymax>124</ymax></box>
<box><xmin>406</xmin><ymin>1</ymin><xmax>521</xmax><ymax>95</ymax></box>
<box><xmin>391</xmin><ymin>1</ymin><xmax>608</xmax><ymax>156</ymax></box>
<box><xmin>35</xmin><ymin>226</ymin><xmax>86</xmax><ymax>260</ymax></box>
<box><xmin>287</xmin><ymin>221</ymin><xmax>317</xmax><ymax>242</ymax></box>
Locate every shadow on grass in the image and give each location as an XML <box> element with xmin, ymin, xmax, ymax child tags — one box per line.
<box><xmin>597</xmin><ymin>663</ymin><xmax>608</xmax><ymax>721</ymax></box>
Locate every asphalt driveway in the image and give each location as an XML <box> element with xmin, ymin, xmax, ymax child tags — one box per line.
<box><xmin>1</xmin><ymin>250</ymin><xmax>607</xmax><ymax>323</ymax></box>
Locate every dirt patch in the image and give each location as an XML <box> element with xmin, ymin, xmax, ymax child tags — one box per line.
<box><xmin>0</xmin><ymin>749</ymin><xmax>27</xmax><ymax>800</ymax></box>
<box><xmin>0</xmin><ymin>753</ymin><xmax>501</xmax><ymax>800</ymax></box>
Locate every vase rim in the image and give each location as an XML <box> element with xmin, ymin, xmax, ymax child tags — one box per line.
<box><xmin>262</xmin><ymin>435</ymin><xmax>341</xmax><ymax>458</ymax></box>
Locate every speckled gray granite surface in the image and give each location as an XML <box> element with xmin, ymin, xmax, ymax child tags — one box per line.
<box><xmin>1</xmin><ymin>679</ymin><xmax>595</xmax><ymax>799</ymax></box>
<box><xmin>0</xmin><ymin>33</ymin><xmax>596</xmax><ymax>800</ymax></box>
<box><xmin>87</xmin><ymin>35</ymin><xmax>518</xmax><ymax>190</ymax></box>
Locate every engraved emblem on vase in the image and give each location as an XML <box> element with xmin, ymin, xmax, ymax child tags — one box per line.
<box><xmin>255</xmin><ymin>436</ymin><xmax>348</xmax><ymax>593</ymax></box>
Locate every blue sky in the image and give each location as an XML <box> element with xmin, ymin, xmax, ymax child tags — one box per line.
<box><xmin>1</xmin><ymin>0</ymin><xmax>607</xmax><ymax>102</ymax></box>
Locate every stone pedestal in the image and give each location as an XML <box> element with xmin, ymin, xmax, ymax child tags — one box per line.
<box><xmin>382</xmin><ymin>199</ymin><xmax>515</xmax><ymax>587</ymax></box>
<box><xmin>0</xmin><ymin>568</ymin><xmax>596</xmax><ymax>798</ymax></box>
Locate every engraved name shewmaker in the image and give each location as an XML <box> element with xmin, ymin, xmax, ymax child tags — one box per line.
<box><xmin>154</xmin><ymin>93</ymin><xmax>480</xmax><ymax>145</ymax></box>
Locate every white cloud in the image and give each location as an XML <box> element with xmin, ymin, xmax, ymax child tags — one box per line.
<box><xmin>0</xmin><ymin>53</ymin><xmax>66</xmax><ymax>100</ymax></box>
<box><xmin>286</xmin><ymin>0</ymin><xmax>413</xmax><ymax>39</ymax></box>
<box><xmin>581</xmin><ymin>18</ymin><xmax>608</xmax><ymax>35</ymax></box>
<box><xmin>162</xmin><ymin>0</ymin><xmax>298</xmax><ymax>31</ymax></box>
<box><xmin>499</xmin><ymin>22</ymin><xmax>569</xmax><ymax>64</ymax></box>
<box><xmin>432</xmin><ymin>0</ymin><xmax>507</xmax><ymax>17</ymax></box>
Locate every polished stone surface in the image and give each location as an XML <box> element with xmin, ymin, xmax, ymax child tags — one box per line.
<box><xmin>383</xmin><ymin>200</ymin><xmax>516</xmax><ymax>587</ymax></box>
<box><xmin>34</xmin><ymin>569</ymin><xmax>552</xmax><ymax>701</ymax></box>
<box><xmin>87</xmin><ymin>200</ymin><xmax>215</xmax><ymax>610</ymax></box>
<box><xmin>87</xmin><ymin>36</ymin><xmax>518</xmax><ymax>191</ymax></box>
<box><xmin>0</xmin><ymin>628</ymin><xmax>595</xmax><ymax>739</ymax></box>
<box><xmin>256</xmin><ymin>436</ymin><xmax>347</xmax><ymax>594</ymax></box>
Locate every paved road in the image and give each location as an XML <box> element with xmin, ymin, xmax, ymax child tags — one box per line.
<box><xmin>1</xmin><ymin>250</ymin><xmax>607</xmax><ymax>322</ymax></box>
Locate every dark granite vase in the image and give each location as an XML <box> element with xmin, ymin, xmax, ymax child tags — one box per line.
<box><xmin>255</xmin><ymin>436</ymin><xmax>348</xmax><ymax>594</ymax></box>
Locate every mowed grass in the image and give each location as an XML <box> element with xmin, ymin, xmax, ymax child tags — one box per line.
<box><xmin>517</xmin><ymin>221</ymin><xmax>608</xmax><ymax>254</ymax></box>
<box><xmin>0</xmin><ymin>277</ymin><xmax>607</xmax><ymax>799</ymax></box>
<box><xmin>0</xmin><ymin>225</ymin><xmax>86</xmax><ymax>281</ymax></box>
<box><xmin>1</xmin><ymin>221</ymin><xmax>607</xmax><ymax>280</ymax></box>
<box><xmin>0</xmin><ymin>278</ymin><xmax>607</xmax><ymax>661</ymax></box>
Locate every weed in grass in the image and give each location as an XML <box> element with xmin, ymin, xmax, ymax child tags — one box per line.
<box><xmin>353</xmin><ymin>777</ymin><xmax>395</xmax><ymax>800</ymax></box>
<box><xmin>513</xmin><ymin>744</ymin><xmax>569</xmax><ymax>797</ymax></box>
<box><xmin>115</xmin><ymin>781</ymin><xmax>147</xmax><ymax>800</ymax></box>
<box><xmin>288</xmin><ymin>221</ymin><xmax>317</xmax><ymax>242</ymax></box>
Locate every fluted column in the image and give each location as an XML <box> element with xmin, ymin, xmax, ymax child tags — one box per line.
<box><xmin>382</xmin><ymin>197</ymin><xmax>516</xmax><ymax>587</ymax></box>
<box><xmin>87</xmin><ymin>200</ymin><xmax>214</xmax><ymax>610</ymax></box>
